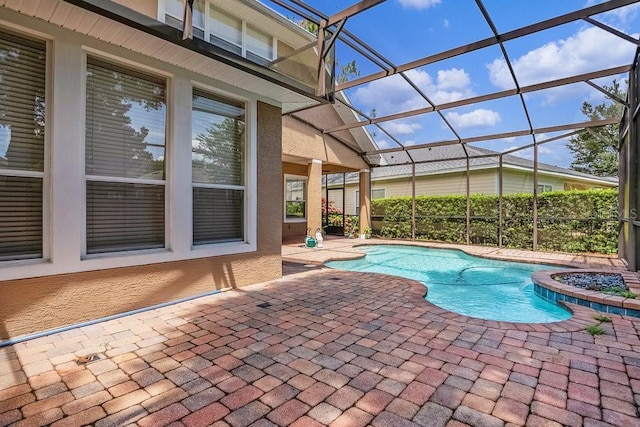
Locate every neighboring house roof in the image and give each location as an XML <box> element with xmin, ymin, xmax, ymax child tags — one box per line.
<box><xmin>326</xmin><ymin>145</ymin><xmax>617</xmax><ymax>187</ymax></box>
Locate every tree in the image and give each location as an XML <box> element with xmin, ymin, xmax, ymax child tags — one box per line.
<box><xmin>567</xmin><ymin>80</ymin><xmax>626</xmax><ymax>177</ymax></box>
<box><xmin>85</xmin><ymin>64</ymin><xmax>165</xmax><ymax>179</ymax></box>
<box><xmin>289</xmin><ymin>17</ymin><xmax>360</xmax><ymax>85</ymax></box>
<box><xmin>193</xmin><ymin>117</ymin><xmax>245</xmax><ymax>185</ymax></box>
<box><xmin>296</xmin><ymin>18</ymin><xmax>318</xmax><ymax>36</ymax></box>
<box><xmin>336</xmin><ymin>59</ymin><xmax>360</xmax><ymax>84</ymax></box>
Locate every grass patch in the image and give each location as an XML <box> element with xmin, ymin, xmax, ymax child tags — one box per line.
<box><xmin>594</xmin><ymin>315</ymin><xmax>612</xmax><ymax>323</ymax></box>
<box><xmin>586</xmin><ymin>324</ymin><xmax>606</xmax><ymax>335</ymax></box>
<box><xmin>601</xmin><ymin>287</ymin><xmax>637</xmax><ymax>298</ymax></box>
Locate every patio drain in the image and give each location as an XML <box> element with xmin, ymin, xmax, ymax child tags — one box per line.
<box><xmin>73</xmin><ymin>353</ymin><xmax>102</xmax><ymax>365</ymax></box>
<box><xmin>256</xmin><ymin>302</ymin><xmax>271</xmax><ymax>308</ymax></box>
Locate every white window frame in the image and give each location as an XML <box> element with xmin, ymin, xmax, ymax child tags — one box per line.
<box><xmin>284</xmin><ymin>174</ymin><xmax>307</xmax><ymax>223</ymax></box>
<box><xmin>82</xmin><ymin>54</ymin><xmax>169</xmax><ymax>258</ymax></box>
<box><xmin>355</xmin><ymin>188</ymin><xmax>385</xmax><ymax>213</ymax></box>
<box><xmin>190</xmin><ymin>87</ymin><xmax>248</xmax><ymax>248</ymax></box>
<box><xmin>0</xmin><ymin>24</ymin><xmax>260</xmax><ymax>281</ymax></box>
<box><xmin>158</xmin><ymin>0</ymin><xmax>277</xmax><ymax>62</ymax></box>
<box><xmin>537</xmin><ymin>184</ymin><xmax>553</xmax><ymax>193</ymax></box>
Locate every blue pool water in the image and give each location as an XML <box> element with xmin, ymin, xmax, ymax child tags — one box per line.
<box><xmin>325</xmin><ymin>245</ymin><xmax>571</xmax><ymax>323</ymax></box>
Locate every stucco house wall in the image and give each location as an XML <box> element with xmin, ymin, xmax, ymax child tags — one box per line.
<box><xmin>0</xmin><ymin>3</ymin><xmax>287</xmax><ymax>339</ymax></box>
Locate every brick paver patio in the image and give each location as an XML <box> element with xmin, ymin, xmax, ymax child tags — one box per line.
<box><xmin>1</xmin><ymin>241</ymin><xmax>639</xmax><ymax>426</ymax></box>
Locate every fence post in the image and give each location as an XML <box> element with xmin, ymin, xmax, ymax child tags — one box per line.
<box><xmin>498</xmin><ymin>155</ymin><xmax>503</xmax><ymax>247</ymax></box>
<box><xmin>412</xmin><ymin>163</ymin><xmax>416</xmax><ymax>241</ymax></box>
<box><xmin>533</xmin><ymin>143</ymin><xmax>539</xmax><ymax>251</ymax></box>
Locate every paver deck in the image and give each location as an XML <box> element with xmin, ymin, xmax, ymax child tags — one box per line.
<box><xmin>1</xmin><ymin>239</ymin><xmax>639</xmax><ymax>426</ymax></box>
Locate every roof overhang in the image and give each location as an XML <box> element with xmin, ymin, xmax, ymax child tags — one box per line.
<box><xmin>1</xmin><ymin>0</ymin><xmax>325</xmax><ymax>113</ymax></box>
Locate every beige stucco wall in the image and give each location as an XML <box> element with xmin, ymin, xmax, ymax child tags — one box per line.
<box><xmin>112</xmin><ymin>0</ymin><xmax>158</xmax><ymax>18</ymax></box>
<box><xmin>0</xmin><ymin>102</ymin><xmax>282</xmax><ymax>340</ymax></box>
<box><xmin>282</xmin><ymin>116</ymin><xmax>367</xmax><ymax>171</ymax></box>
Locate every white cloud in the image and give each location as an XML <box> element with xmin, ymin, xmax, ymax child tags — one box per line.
<box><xmin>352</xmin><ymin>68</ymin><xmax>475</xmax><ymax>116</ymax></box>
<box><xmin>445</xmin><ymin>109</ymin><xmax>501</xmax><ymax>128</ymax></box>
<box><xmin>488</xmin><ymin>26</ymin><xmax>638</xmax><ymax>94</ymax></box>
<box><xmin>397</xmin><ymin>0</ymin><xmax>441</xmax><ymax>10</ymax></box>
<box><xmin>382</xmin><ymin>121</ymin><xmax>422</xmax><ymax>135</ymax></box>
<box><xmin>437</xmin><ymin>68</ymin><xmax>470</xmax><ymax>90</ymax></box>
<box><xmin>600</xmin><ymin>2</ymin><xmax>640</xmax><ymax>27</ymax></box>
<box><xmin>443</xmin><ymin>18</ymin><xmax>449</xmax><ymax>29</ymax></box>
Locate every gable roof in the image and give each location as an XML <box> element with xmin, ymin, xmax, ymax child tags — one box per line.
<box><xmin>327</xmin><ymin>144</ymin><xmax>617</xmax><ymax>186</ymax></box>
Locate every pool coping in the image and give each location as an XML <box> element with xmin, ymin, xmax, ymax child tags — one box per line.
<box><xmin>531</xmin><ymin>269</ymin><xmax>640</xmax><ymax>318</ymax></box>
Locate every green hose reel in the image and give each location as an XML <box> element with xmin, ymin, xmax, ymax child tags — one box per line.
<box><xmin>305</xmin><ymin>229</ymin><xmax>316</xmax><ymax>248</ymax></box>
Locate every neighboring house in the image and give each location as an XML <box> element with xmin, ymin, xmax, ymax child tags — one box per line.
<box><xmin>0</xmin><ymin>0</ymin><xmax>363</xmax><ymax>340</ymax></box>
<box><xmin>327</xmin><ymin>146</ymin><xmax>617</xmax><ymax>216</ymax></box>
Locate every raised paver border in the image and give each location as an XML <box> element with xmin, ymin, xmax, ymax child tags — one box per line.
<box><xmin>532</xmin><ymin>269</ymin><xmax>640</xmax><ymax>318</ymax></box>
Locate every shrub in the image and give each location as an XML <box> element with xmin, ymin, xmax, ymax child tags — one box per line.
<box><xmin>371</xmin><ymin>189</ymin><xmax>618</xmax><ymax>254</ymax></box>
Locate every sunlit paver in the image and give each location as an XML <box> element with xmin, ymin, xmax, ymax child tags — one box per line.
<box><xmin>0</xmin><ymin>240</ymin><xmax>638</xmax><ymax>426</ymax></box>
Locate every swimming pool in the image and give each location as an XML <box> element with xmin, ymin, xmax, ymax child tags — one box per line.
<box><xmin>325</xmin><ymin>245</ymin><xmax>571</xmax><ymax>323</ymax></box>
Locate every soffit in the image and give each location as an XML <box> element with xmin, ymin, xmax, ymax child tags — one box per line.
<box><xmin>0</xmin><ymin>0</ymin><xmax>320</xmax><ymax>112</ymax></box>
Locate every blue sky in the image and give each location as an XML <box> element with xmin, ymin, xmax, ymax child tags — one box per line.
<box><xmin>266</xmin><ymin>0</ymin><xmax>640</xmax><ymax>169</ymax></box>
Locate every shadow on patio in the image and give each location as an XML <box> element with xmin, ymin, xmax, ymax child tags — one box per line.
<box><xmin>1</xmin><ymin>261</ymin><xmax>639</xmax><ymax>426</ymax></box>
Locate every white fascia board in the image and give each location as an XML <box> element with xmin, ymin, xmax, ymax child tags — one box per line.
<box><xmin>501</xmin><ymin>164</ymin><xmax>618</xmax><ymax>186</ymax></box>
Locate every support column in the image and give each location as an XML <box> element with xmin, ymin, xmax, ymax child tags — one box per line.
<box><xmin>466</xmin><ymin>157</ymin><xmax>471</xmax><ymax>245</ymax></box>
<box><xmin>359</xmin><ymin>169</ymin><xmax>371</xmax><ymax>238</ymax></box>
<box><xmin>533</xmin><ymin>143</ymin><xmax>539</xmax><ymax>251</ymax></box>
<box><xmin>307</xmin><ymin>159</ymin><xmax>323</xmax><ymax>234</ymax></box>
<box><xmin>412</xmin><ymin>163</ymin><xmax>416</xmax><ymax>241</ymax></box>
<box><xmin>498</xmin><ymin>156</ymin><xmax>503</xmax><ymax>248</ymax></box>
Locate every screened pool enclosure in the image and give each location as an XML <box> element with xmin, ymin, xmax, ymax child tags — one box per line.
<box><xmin>266</xmin><ymin>0</ymin><xmax>640</xmax><ymax>270</ymax></box>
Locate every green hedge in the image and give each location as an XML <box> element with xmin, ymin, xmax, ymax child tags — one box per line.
<box><xmin>371</xmin><ymin>189</ymin><xmax>618</xmax><ymax>254</ymax></box>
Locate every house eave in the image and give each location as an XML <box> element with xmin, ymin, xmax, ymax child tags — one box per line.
<box><xmin>56</xmin><ymin>0</ymin><xmax>325</xmax><ymax>112</ymax></box>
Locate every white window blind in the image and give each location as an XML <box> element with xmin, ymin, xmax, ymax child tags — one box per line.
<box><xmin>165</xmin><ymin>0</ymin><xmax>205</xmax><ymax>39</ymax></box>
<box><xmin>85</xmin><ymin>57</ymin><xmax>166</xmax><ymax>254</ymax></box>
<box><xmin>0</xmin><ymin>31</ymin><xmax>45</xmax><ymax>261</ymax></box>
<box><xmin>246</xmin><ymin>26</ymin><xmax>273</xmax><ymax>64</ymax></box>
<box><xmin>192</xmin><ymin>89</ymin><xmax>245</xmax><ymax>245</ymax></box>
<box><xmin>209</xmin><ymin>7</ymin><xmax>242</xmax><ymax>55</ymax></box>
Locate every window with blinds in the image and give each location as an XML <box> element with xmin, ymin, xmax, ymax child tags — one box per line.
<box><xmin>209</xmin><ymin>7</ymin><xmax>242</xmax><ymax>56</ymax></box>
<box><xmin>192</xmin><ymin>89</ymin><xmax>245</xmax><ymax>245</ymax></box>
<box><xmin>246</xmin><ymin>25</ymin><xmax>273</xmax><ymax>65</ymax></box>
<box><xmin>85</xmin><ymin>57</ymin><xmax>166</xmax><ymax>254</ymax></box>
<box><xmin>165</xmin><ymin>0</ymin><xmax>205</xmax><ymax>40</ymax></box>
<box><xmin>162</xmin><ymin>1</ymin><xmax>276</xmax><ymax>64</ymax></box>
<box><xmin>0</xmin><ymin>31</ymin><xmax>46</xmax><ymax>261</ymax></box>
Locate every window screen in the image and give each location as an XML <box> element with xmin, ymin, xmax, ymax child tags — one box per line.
<box><xmin>85</xmin><ymin>57</ymin><xmax>166</xmax><ymax>254</ymax></box>
<box><xmin>0</xmin><ymin>31</ymin><xmax>45</xmax><ymax>261</ymax></box>
<box><xmin>192</xmin><ymin>89</ymin><xmax>245</xmax><ymax>245</ymax></box>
